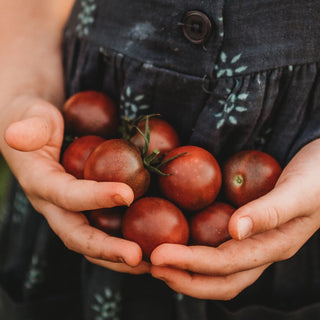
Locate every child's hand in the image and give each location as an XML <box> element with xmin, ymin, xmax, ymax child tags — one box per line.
<box><xmin>150</xmin><ymin>139</ymin><xmax>320</xmax><ymax>299</ymax></box>
<box><xmin>1</xmin><ymin>95</ymin><xmax>150</xmax><ymax>274</ymax></box>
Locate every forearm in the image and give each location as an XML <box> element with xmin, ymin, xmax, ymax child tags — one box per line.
<box><xmin>0</xmin><ymin>0</ymin><xmax>74</xmax><ymax>108</ymax></box>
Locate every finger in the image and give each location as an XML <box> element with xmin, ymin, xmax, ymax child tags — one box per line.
<box><xmin>151</xmin><ymin>264</ymin><xmax>269</xmax><ymax>300</ymax></box>
<box><xmin>24</xmin><ymin>159</ymin><xmax>134</xmax><ymax>210</ymax></box>
<box><xmin>5</xmin><ymin>117</ymin><xmax>51</xmax><ymax>151</ymax></box>
<box><xmin>229</xmin><ymin>140</ymin><xmax>320</xmax><ymax>240</ymax></box>
<box><xmin>151</xmin><ymin>215</ymin><xmax>317</xmax><ymax>276</ymax></box>
<box><xmin>85</xmin><ymin>256</ymin><xmax>151</xmax><ymax>275</ymax></box>
<box><xmin>5</xmin><ymin>109</ymin><xmax>63</xmax><ymax>152</ymax></box>
<box><xmin>45</xmin><ymin>177</ymin><xmax>134</xmax><ymax>210</ymax></box>
<box><xmin>228</xmin><ymin>182</ymin><xmax>314</xmax><ymax>240</ymax></box>
<box><xmin>43</xmin><ymin>205</ymin><xmax>142</xmax><ymax>267</ymax></box>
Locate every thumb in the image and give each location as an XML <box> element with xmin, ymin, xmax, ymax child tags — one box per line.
<box><xmin>5</xmin><ymin>117</ymin><xmax>51</xmax><ymax>151</ymax></box>
<box><xmin>228</xmin><ymin>182</ymin><xmax>310</xmax><ymax>240</ymax></box>
<box><xmin>4</xmin><ymin>108</ymin><xmax>63</xmax><ymax>152</ymax></box>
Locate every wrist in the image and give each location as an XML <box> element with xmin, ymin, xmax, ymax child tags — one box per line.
<box><xmin>0</xmin><ymin>52</ymin><xmax>65</xmax><ymax>109</ymax></box>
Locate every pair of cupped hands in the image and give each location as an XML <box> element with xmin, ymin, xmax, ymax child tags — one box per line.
<box><xmin>2</xmin><ymin>95</ymin><xmax>320</xmax><ymax>300</ymax></box>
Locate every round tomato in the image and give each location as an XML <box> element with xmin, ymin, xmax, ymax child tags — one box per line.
<box><xmin>87</xmin><ymin>206</ymin><xmax>125</xmax><ymax>237</ymax></box>
<box><xmin>190</xmin><ymin>202</ymin><xmax>235</xmax><ymax>247</ymax></box>
<box><xmin>63</xmin><ymin>90</ymin><xmax>119</xmax><ymax>138</ymax></box>
<box><xmin>129</xmin><ymin>117</ymin><xmax>180</xmax><ymax>158</ymax></box>
<box><xmin>61</xmin><ymin>135</ymin><xmax>105</xmax><ymax>179</ymax></box>
<box><xmin>158</xmin><ymin>145</ymin><xmax>222</xmax><ymax>211</ymax></box>
<box><xmin>122</xmin><ymin>197</ymin><xmax>189</xmax><ymax>260</ymax></box>
<box><xmin>84</xmin><ymin>139</ymin><xmax>150</xmax><ymax>200</ymax></box>
<box><xmin>222</xmin><ymin>150</ymin><xmax>282</xmax><ymax>207</ymax></box>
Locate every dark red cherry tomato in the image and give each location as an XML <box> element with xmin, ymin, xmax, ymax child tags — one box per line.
<box><xmin>158</xmin><ymin>146</ymin><xmax>222</xmax><ymax>211</ymax></box>
<box><xmin>84</xmin><ymin>139</ymin><xmax>150</xmax><ymax>200</ymax></box>
<box><xmin>122</xmin><ymin>197</ymin><xmax>189</xmax><ymax>261</ymax></box>
<box><xmin>87</xmin><ymin>206</ymin><xmax>125</xmax><ymax>237</ymax></box>
<box><xmin>130</xmin><ymin>117</ymin><xmax>180</xmax><ymax>157</ymax></box>
<box><xmin>190</xmin><ymin>202</ymin><xmax>236</xmax><ymax>247</ymax></box>
<box><xmin>63</xmin><ymin>90</ymin><xmax>119</xmax><ymax>138</ymax></box>
<box><xmin>222</xmin><ymin>150</ymin><xmax>282</xmax><ymax>207</ymax></box>
<box><xmin>62</xmin><ymin>135</ymin><xmax>105</xmax><ymax>179</ymax></box>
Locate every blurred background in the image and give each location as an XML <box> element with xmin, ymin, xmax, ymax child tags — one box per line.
<box><xmin>0</xmin><ymin>153</ymin><xmax>9</xmax><ymax>217</ymax></box>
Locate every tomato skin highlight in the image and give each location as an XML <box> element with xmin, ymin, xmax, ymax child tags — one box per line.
<box><xmin>63</xmin><ymin>90</ymin><xmax>119</xmax><ymax>138</ymax></box>
<box><xmin>130</xmin><ymin>117</ymin><xmax>180</xmax><ymax>157</ymax></box>
<box><xmin>84</xmin><ymin>139</ymin><xmax>150</xmax><ymax>200</ymax></box>
<box><xmin>190</xmin><ymin>202</ymin><xmax>236</xmax><ymax>247</ymax></box>
<box><xmin>222</xmin><ymin>150</ymin><xmax>282</xmax><ymax>207</ymax></box>
<box><xmin>62</xmin><ymin>135</ymin><xmax>105</xmax><ymax>179</ymax></box>
<box><xmin>158</xmin><ymin>146</ymin><xmax>222</xmax><ymax>212</ymax></box>
<box><xmin>122</xmin><ymin>197</ymin><xmax>189</xmax><ymax>260</ymax></box>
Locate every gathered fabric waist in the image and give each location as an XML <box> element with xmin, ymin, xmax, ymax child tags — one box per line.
<box><xmin>65</xmin><ymin>0</ymin><xmax>320</xmax><ymax>78</ymax></box>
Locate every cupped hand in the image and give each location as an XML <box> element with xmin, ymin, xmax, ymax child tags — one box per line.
<box><xmin>1</xmin><ymin>95</ymin><xmax>149</xmax><ymax>274</ymax></box>
<box><xmin>150</xmin><ymin>139</ymin><xmax>320</xmax><ymax>299</ymax></box>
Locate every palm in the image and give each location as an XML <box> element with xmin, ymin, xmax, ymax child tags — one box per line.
<box><xmin>150</xmin><ymin>139</ymin><xmax>320</xmax><ymax>299</ymax></box>
<box><xmin>3</xmin><ymin>96</ymin><xmax>149</xmax><ymax>274</ymax></box>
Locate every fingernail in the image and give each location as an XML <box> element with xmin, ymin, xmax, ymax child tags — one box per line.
<box><xmin>113</xmin><ymin>194</ymin><xmax>131</xmax><ymax>207</ymax></box>
<box><xmin>237</xmin><ymin>217</ymin><xmax>253</xmax><ymax>240</ymax></box>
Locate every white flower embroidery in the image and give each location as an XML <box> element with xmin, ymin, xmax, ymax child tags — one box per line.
<box><xmin>120</xmin><ymin>86</ymin><xmax>150</xmax><ymax>120</ymax></box>
<box><xmin>91</xmin><ymin>287</ymin><xmax>122</xmax><ymax>320</ymax></box>
<box><xmin>214</xmin><ymin>81</ymin><xmax>249</xmax><ymax>129</ymax></box>
<box><xmin>76</xmin><ymin>0</ymin><xmax>97</xmax><ymax>37</ymax></box>
<box><xmin>214</xmin><ymin>52</ymin><xmax>248</xmax><ymax>78</ymax></box>
<box><xmin>217</xmin><ymin>16</ymin><xmax>224</xmax><ymax>37</ymax></box>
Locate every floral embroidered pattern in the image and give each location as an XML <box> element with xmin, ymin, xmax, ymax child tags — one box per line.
<box><xmin>120</xmin><ymin>86</ymin><xmax>150</xmax><ymax>120</ymax></box>
<box><xmin>214</xmin><ymin>52</ymin><xmax>248</xmax><ymax>78</ymax></box>
<box><xmin>214</xmin><ymin>80</ymin><xmax>249</xmax><ymax>129</ymax></box>
<box><xmin>91</xmin><ymin>287</ymin><xmax>122</xmax><ymax>320</ymax></box>
<box><xmin>24</xmin><ymin>255</ymin><xmax>46</xmax><ymax>290</ymax></box>
<box><xmin>75</xmin><ymin>0</ymin><xmax>97</xmax><ymax>37</ymax></box>
<box><xmin>217</xmin><ymin>16</ymin><xmax>224</xmax><ymax>38</ymax></box>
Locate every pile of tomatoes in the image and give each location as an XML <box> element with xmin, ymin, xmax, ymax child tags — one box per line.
<box><xmin>61</xmin><ymin>90</ymin><xmax>282</xmax><ymax>260</ymax></box>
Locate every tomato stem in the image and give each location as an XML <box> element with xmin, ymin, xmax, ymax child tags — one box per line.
<box><xmin>119</xmin><ymin>113</ymin><xmax>186</xmax><ymax>176</ymax></box>
<box><xmin>118</xmin><ymin>113</ymin><xmax>161</xmax><ymax>141</ymax></box>
<box><xmin>157</xmin><ymin>152</ymin><xmax>188</xmax><ymax>168</ymax></box>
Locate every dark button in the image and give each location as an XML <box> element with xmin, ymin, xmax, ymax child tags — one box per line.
<box><xmin>181</xmin><ymin>10</ymin><xmax>212</xmax><ymax>44</ymax></box>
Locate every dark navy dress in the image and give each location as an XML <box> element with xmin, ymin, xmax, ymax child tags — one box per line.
<box><xmin>1</xmin><ymin>0</ymin><xmax>320</xmax><ymax>319</ymax></box>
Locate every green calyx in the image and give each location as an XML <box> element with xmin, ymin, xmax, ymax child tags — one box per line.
<box><xmin>118</xmin><ymin>113</ymin><xmax>160</xmax><ymax>141</ymax></box>
<box><xmin>233</xmin><ymin>174</ymin><xmax>244</xmax><ymax>187</ymax></box>
<box><xmin>134</xmin><ymin>115</ymin><xmax>169</xmax><ymax>176</ymax></box>
<box><xmin>123</xmin><ymin>113</ymin><xmax>186</xmax><ymax>176</ymax></box>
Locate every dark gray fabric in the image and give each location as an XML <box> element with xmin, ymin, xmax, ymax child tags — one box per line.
<box><xmin>1</xmin><ymin>0</ymin><xmax>320</xmax><ymax>319</ymax></box>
